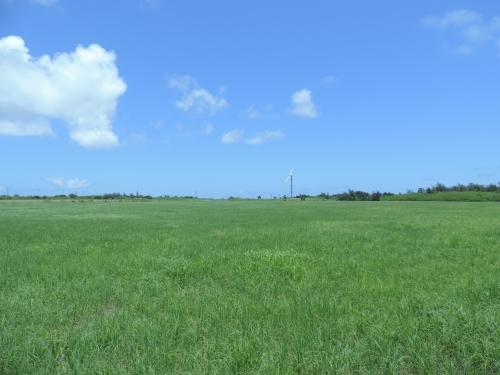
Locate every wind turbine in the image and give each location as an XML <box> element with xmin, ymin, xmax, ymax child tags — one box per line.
<box><xmin>285</xmin><ymin>169</ymin><xmax>293</xmax><ymax>198</ymax></box>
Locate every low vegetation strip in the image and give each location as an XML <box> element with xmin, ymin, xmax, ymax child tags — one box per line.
<box><xmin>381</xmin><ymin>191</ymin><xmax>500</xmax><ymax>202</ymax></box>
<box><xmin>1</xmin><ymin>200</ymin><xmax>499</xmax><ymax>374</ymax></box>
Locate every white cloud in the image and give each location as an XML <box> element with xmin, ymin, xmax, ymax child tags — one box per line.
<box><xmin>245</xmin><ymin>130</ymin><xmax>284</xmax><ymax>145</ymax></box>
<box><xmin>291</xmin><ymin>89</ymin><xmax>318</xmax><ymax>118</ymax></box>
<box><xmin>67</xmin><ymin>178</ymin><xmax>90</xmax><ymax>189</ymax></box>
<box><xmin>221</xmin><ymin>129</ymin><xmax>244</xmax><ymax>144</ymax></box>
<box><xmin>168</xmin><ymin>75</ymin><xmax>196</xmax><ymax>91</ymax></box>
<box><xmin>169</xmin><ymin>75</ymin><xmax>228</xmax><ymax>115</ymax></box>
<box><xmin>422</xmin><ymin>10</ymin><xmax>500</xmax><ymax>53</ymax></box>
<box><xmin>0</xmin><ymin>186</ymin><xmax>6</xmax><ymax>191</ymax></box>
<box><xmin>246</xmin><ymin>105</ymin><xmax>262</xmax><ymax>120</ymax></box>
<box><xmin>175</xmin><ymin>88</ymin><xmax>228</xmax><ymax>114</ymax></box>
<box><xmin>0</xmin><ymin>36</ymin><xmax>126</xmax><ymax>148</ymax></box>
<box><xmin>440</xmin><ymin>10</ymin><xmax>481</xmax><ymax>28</ymax></box>
<box><xmin>48</xmin><ymin>177</ymin><xmax>90</xmax><ymax>189</ymax></box>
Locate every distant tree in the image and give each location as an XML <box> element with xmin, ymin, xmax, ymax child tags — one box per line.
<box><xmin>69</xmin><ymin>193</ymin><xmax>77</xmax><ymax>198</ymax></box>
<box><xmin>257</xmin><ymin>195</ymin><xmax>261</xmax><ymax>199</ymax></box>
<box><xmin>467</xmin><ymin>183</ymin><xmax>481</xmax><ymax>192</ymax></box>
<box><xmin>486</xmin><ymin>183</ymin><xmax>498</xmax><ymax>192</ymax></box>
<box><xmin>371</xmin><ymin>191</ymin><xmax>382</xmax><ymax>201</ymax></box>
<box><xmin>433</xmin><ymin>183</ymin><xmax>447</xmax><ymax>192</ymax></box>
<box><xmin>454</xmin><ymin>184</ymin><xmax>466</xmax><ymax>192</ymax></box>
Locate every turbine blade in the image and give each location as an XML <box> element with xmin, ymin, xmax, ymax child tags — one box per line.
<box><xmin>285</xmin><ymin>176</ymin><xmax>290</xmax><ymax>182</ymax></box>
<box><xmin>290</xmin><ymin>169</ymin><xmax>293</xmax><ymax>176</ymax></box>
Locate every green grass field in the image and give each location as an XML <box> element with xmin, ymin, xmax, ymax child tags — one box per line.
<box><xmin>1</xmin><ymin>200</ymin><xmax>499</xmax><ymax>374</ymax></box>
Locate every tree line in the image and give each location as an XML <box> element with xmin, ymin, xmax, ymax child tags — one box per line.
<box><xmin>314</xmin><ymin>182</ymin><xmax>500</xmax><ymax>201</ymax></box>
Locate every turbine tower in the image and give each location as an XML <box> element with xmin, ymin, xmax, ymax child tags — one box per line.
<box><xmin>285</xmin><ymin>169</ymin><xmax>293</xmax><ymax>198</ymax></box>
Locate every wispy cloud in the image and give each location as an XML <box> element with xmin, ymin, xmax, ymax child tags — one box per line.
<box><xmin>127</xmin><ymin>133</ymin><xmax>147</xmax><ymax>145</ymax></box>
<box><xmin>291</xmin><ymin>89</ymin><xmax>318</xmax><ymax>118</ymax></box>
<box><xmin>422</xmin><ymin>9</ymin><xmax>500</xmax><ymax>54</ymax></box>
<box><xmin>30</xmin><ymin>0</ymin><xmax>58</xmax><ymax>5</ymax></box>
<box><xmin>0</xmin><ymin>186</ymin><xmax>6</xmax><ymax>191</ymax></box>
<box><xmin>422</xmin><ymin>10</ymin><xmax>481</xmax><ymax>28</ymax></box>
<box><xmin>140</xmin><ymin>0</ymin><xmax>160</xmax><ymax>9</ymax></box>
<box><xmin>246</xmin><ymin>106</ymin><xmax>262</xmax><ymax>120</ymax></box>
<box><xmin>47</xmin><ymin>177</ymin><xmax>90</xmax><ymax>189</ymax></box>
<box><xmin>221</xmin><ymin>129</ymin><xmax>244</xmax><ymax>144</ymax></box>
<box><xmin>149</xmin><ymin>120</ymin><xmax>164</xmax><ymax>128</ymax></box>
<box><xmin>245</xmin><ymin>130</ymin><xmax>284</xmax><ymax>145</ymax></box>
<box><xmin>202</xmin><ymin>123</ymin><xmax>213</xmax><ymax>134</ymax></box>
<box><xmin>168</xmin><ymin>75</ymin><xmax>228</xmax><ymax>115</ymax></box>
<box><xmin>168</xmin><ymin>75</ymin><xmax>195</xmax><ymax>91</ymax></box>
<box><xmin>175</xmin><ymin>122</ymin><xmax>213</xmax><ymax>136</ymax></box>
<box><xmin>322</xmin><ymin>75</ymin><xmax>337</xmax><ymax>83</ymax></box>
<box><xmin>477</xmin><ymin>173</ymin><xmax>490</xmax><ymax>180</ymax></box>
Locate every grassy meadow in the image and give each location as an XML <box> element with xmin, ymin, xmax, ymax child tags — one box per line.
<box><xmin>1</xmin><ymin>199</ymin><xmax>499</xmax><ymax>374</ymax></box>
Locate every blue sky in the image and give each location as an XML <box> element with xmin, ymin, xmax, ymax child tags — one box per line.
<box><xmin>1</xmin><ymin>0</ymin><xmax>499</xmax><ymax>198</ymax></box>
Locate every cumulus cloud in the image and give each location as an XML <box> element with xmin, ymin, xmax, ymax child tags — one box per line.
<box><xmin>422</xmin><ymin>10</ymin><xmax>500</xmax><ymax>54</ymax></box>
<box><xmin>291</xmin><ymin>89</ymin><xmax>318</xmax><ymax>118</ymax></box>
<box><xmin>168</xmin><ymin>75</ymin><xmax>228</xmax><ymax>115</ymax></box>
<box><xmin>0</xmin><ymin>36</ymin><xmax>126</xmax><ymax>148</ymax></box>
<box><xmin>221</xmin><ymin>129</ymin><xmax>244</xmax><ymax>144</ymax></box>
<box><xmin>48</xmin><ymin>177</ymin><xmax>90</xmax><ymax>189</ymax></box>
<box><xmin>245</xmin><ymin>130</ymin><xmax>284</xmax><ymax>145</ymax></box>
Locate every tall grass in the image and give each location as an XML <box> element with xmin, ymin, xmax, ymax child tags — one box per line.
<box><xmin>1</xmin><ymin>200</ymin><xmax>499</xmax><ymax>374</ymax></box>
